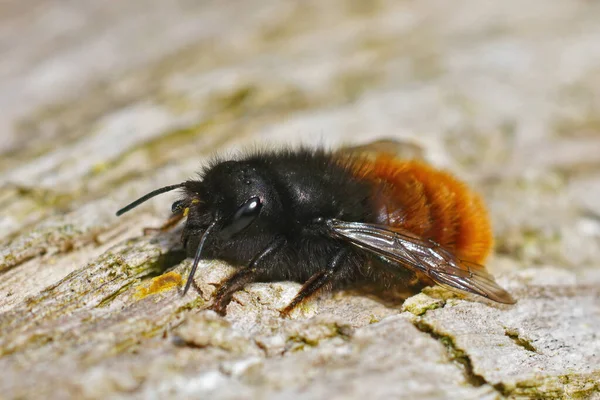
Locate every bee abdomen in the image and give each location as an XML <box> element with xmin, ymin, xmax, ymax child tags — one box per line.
<box><xmin>354</xmin><ymin>156</ymin><xmax>493</xmax><ymax>264</ymax></box>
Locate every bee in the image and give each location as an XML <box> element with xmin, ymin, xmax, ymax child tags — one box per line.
<box><xmin>116</xmin><ymin>144</ymin><xmax>515</xmax><ymax>315</ymax></box>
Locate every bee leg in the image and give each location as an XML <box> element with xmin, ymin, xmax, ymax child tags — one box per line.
<box><xmin>280</xmin><ymin>248</ymin><xmax>349</xmax><ymax>317</ymax></box>
<box><xmin>143</xmin><ymin>212</ymin><xmax>185</xmax><ymax>235</ymax></box>
<box><xmin>211</xmin><ymin>237</ymin><xmax>286</xmax><ymax>315</ymax></box>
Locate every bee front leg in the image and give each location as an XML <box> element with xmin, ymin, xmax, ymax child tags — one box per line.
<box><xmin>280</xmin><ymin>248</ymin><xmax>350</xmax><ymax>317</ymax></box>
<box><xmin>211</xmin><ymin>237</ymin><xmax>286</xmax><ymax>315</ymax></box>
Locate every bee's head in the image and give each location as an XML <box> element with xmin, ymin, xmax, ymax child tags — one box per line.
<box><xmin>181</xmin><ymin>160</ymin><xmax>284</xmax><ymax>241</ymax></box>
<box><xmin>115</xmin><ymin>160</ymin><xmax>283</xmax><ymax>295</ymax></box>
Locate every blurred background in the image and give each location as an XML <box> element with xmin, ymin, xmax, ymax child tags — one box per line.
<box><xmin>2</xmin><ymin>0</ymin><xmax>600</xmax><ymax>275</ymax></box>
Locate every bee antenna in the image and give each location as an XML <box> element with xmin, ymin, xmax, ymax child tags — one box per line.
<box><xmin>183</xmin><ymin>220</ymin><xmax>217</xmax><ymax>296</ymax></box>
<box><xmin>116</xmin><ymin>183</ymin><xmax>185</xmax><ymax>216</ymax></box>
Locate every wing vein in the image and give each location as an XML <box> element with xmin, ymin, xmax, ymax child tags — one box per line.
<box><xmin>327</xmin><ymin>219</ymin><xmax>515</xmax><ymax>304</ymax></box>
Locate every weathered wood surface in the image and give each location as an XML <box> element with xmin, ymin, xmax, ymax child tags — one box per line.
<box><xmin>1</xmin><ymin>0</ymin><xmax>600</xmax><ymax>398</ymax></box>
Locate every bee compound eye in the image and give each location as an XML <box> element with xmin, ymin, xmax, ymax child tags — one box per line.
<box><xmin>219</xmin><ymin>197</ymin><xmax>262</xmax><ymax>239</ymax></box>
<box><xmin>236</xmin><ymin>197</ymin><xmax>261</xmax><ymax>217</ymax></box>
<box><xmin>171</xmin><ymin>200</ymin><xmax>185</xmax><ymax>213</ymax></box>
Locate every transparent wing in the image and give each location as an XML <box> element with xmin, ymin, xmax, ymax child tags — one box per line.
<box><xmin>336</xmin><ymin>138</ymin><xmax>425</xmax><ymax>162</ymax></box>
<box><xmin>327</xmin><ymin>219</ymin><xmax>515</xmax><ymax>304</ymax></box>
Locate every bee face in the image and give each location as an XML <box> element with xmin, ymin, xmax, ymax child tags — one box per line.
<box><xmin>181</xmin><ymin>196</ymin><xmax>264</xmax><ymax>256</ymax></box>
<box><xmin>179</xmin><ymin>160</ymin><xmax>279</xmax><ymax>262</ymax></box>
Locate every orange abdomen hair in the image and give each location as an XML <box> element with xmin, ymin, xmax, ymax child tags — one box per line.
<box><xmin>355</xmin><ymin>156</ymin><xmax>493</xmax><ymax>264</ymax></box>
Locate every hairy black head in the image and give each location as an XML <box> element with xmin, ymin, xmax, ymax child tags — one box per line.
<box><xmin>180</xmin><ymin>159</ymin><xmax>286</xmax><ymax>260</ymax></box>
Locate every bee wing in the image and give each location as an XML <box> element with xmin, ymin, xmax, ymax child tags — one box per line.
<box><xmin>326</xmin><ymin>219</ymin><xmax>516</xmax><ymax>304</ymax></box>
<box><xmin>336</xmin><ymin>138</ymin><xmax>425</xmax><ymax>162</ymax></box>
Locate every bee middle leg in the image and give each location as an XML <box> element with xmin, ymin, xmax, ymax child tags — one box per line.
<box><xmin>211</xmin><ymin>237</ymin><xmax>286</xmax><ymax>315</ymax></box>
<box><xmin>280</xmin><ymin>248</ymin><xmax>350</xmax><ymax>317</ymax></box>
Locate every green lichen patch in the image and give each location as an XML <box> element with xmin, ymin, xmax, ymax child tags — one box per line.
<box><xmin>503</xmin><ymin>328</ymin><xmax>537</xmax><ymax>353</ymax></box>
<box><xmin>401</xmin><ymin>293</ymin><xmax>446</xmax><ymax>316</ymax></box>
<box><xmin>494</xmin><ymin>372</ymin><xmax>600</xmax><ymax>399</ymax></box>
<box><xmin>412</xmin><ymin>317</ymin><xmax>487</xmax><ymax>388</ymax></box>
<box><xmin>420</xmin><ymin>286</ymin><xmax>466</xmax><ymax>303</ymax></box>
<box><xmin>285</xmin><ymin>321</ymin><xmax>353</xmax><ymax>352</ymax></box>
<box><xmin>0</xmin><ymin>241</ymin><xmax>168</xmax><ymax>353</ymax></box>
<box><xmin>0</xmin><ymin>221</ymin><xmax>99</xmax><ymax>274</ymax></box>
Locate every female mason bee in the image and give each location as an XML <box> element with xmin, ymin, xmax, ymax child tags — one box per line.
<box><xmin>117</xmin><ymin>144</ymin><xmax>515</xmax><ymax>315</ymax></box>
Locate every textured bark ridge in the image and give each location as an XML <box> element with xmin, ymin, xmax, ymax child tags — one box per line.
<box><xmin>1</xmin><ymin>0</ymin><xmax>600</xmax><ymax>398</ymax></box>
